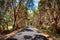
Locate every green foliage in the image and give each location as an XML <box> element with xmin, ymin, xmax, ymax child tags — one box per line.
<box><xmin>42</xmin><ymin>27</ymin><xmax>53</xmax><ymax>34</ymax></box>
<box><xmin>5</xmin><ymin>12</ymin><xmax>10</xmax><ymax>21</ymax></box>
<box><xmin>0</xmin><ymin>0</ymin><xmax>4</xmax><ymax>6</ymax></box>
<box><xmin>58</xmin><ymin>25</ymin><xmax>60</xmax><ymax>29</ymax></box>
<box><xmin>36</xmin><ymin>26</ymin><xmax>40</xmax><ymax>30</ymax></box>
<box><xmin>56</xmin><ymin>34</ymin><xmax>60</xmax><ymax>38</ymax></box>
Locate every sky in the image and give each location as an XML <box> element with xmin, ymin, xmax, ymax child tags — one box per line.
<box><xmin>10</xmin><ymin>0</ymin><xmax>39</xmax><ymax>13</ymax></box>
<box><xmin>28</xmin><ymin>0</ymin><xmax>39</xmax><ymax>13</ymax></box>
<box><xmin>33</xmin><ymin>0</ymin><xmax>39</xmax><ymax>8</ymax></box>
<box><xmin>27</xmin><ymin>0</ymin><xmax>39</xmax><ymax>10</ymax></box>
<box><xmin>5</xmin><ymin>0</ymin><xmax>39</xmax><ymax>9</ymax></box>
<box><xmin>16</xmin><ymin>0</ymin><xmax>39</xmax><ymax>10</ymax></box>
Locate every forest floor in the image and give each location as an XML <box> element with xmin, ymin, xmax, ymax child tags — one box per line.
<box><xmin>40</xmin><ymin>29</ymin><xmax>60</xmax><ymax>40</ymax></box>
<box><xmin>1</xmin><ymin>26</ymin><xmax>60</xmax><ymax>40</ymax></box>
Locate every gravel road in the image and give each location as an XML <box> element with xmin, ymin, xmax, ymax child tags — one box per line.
<box><xmin>6</xmin><ymin>25</ymin><xmax>48</xmax><ymax>40</ymax></box>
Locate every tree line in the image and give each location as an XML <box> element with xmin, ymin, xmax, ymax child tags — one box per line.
<box><xmin>33</xmin><ymin>0</ymin><xmax>60</xmax><ymax>34</ymax></box>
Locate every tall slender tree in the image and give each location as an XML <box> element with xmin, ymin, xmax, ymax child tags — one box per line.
<box><xmin>13</xmin><ymin>0</ymin><xmax>28</xmax><ymax>30</ymax></box>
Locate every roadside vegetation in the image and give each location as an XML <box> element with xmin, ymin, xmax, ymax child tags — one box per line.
<box><xmin>0</xmin><ymin>0</ymin><xmax>60</xmax><ymax>40</ymax></box>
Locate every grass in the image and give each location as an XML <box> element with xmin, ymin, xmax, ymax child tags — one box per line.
<box><xmin>36</xmin><ymin>26</ymin><xmax>60</xmax><ymax>40</ymax></box>
<box><xmin>42</xmin><ymin>27</ymin><xmax>60</xmax><ymax>40</ymax></box>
